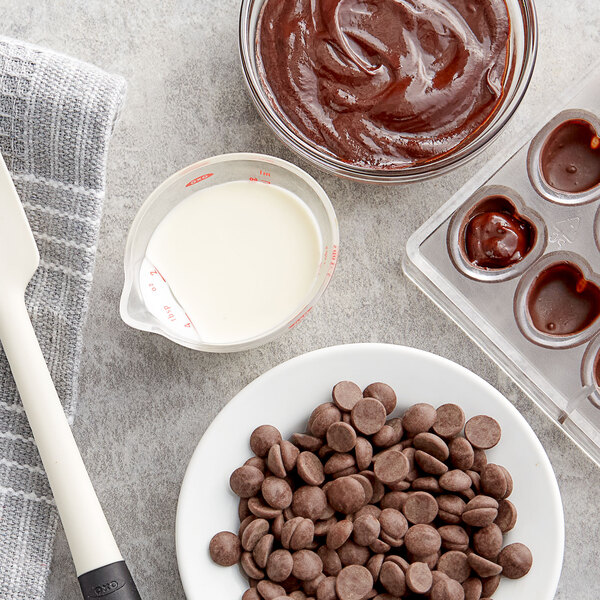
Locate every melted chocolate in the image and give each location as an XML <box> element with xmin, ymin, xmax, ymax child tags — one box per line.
<box><xmin>541</xmin><ymin>120</ymin><xmax>600</xmax><ymax>193</ymax></box>
<box><xmin>464</xmin><ymin>197</ymin><xmax>534</xmax><ymax>269</ymax></box>
<box><xmin>595</xmin><ymin>352</ymin><xmax>600</xmax><ymax>388</ymax></box>
<box><xmin>256</xmin><ymin>0</ymin><xmax>510</xmax><ymax>169</ymax></box>
<box><xmin>527</xmin><ymin>263</ymin><xmax>600</xmax><ymax>335</ymax></box>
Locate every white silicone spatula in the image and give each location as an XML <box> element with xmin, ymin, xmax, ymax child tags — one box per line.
<box><xmin>0</xmin><ymin>151</ymin><xmax>141</xmax><ymax>599</ymax></box>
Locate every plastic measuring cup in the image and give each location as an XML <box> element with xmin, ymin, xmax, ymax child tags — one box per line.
<box><xmin>120</xmin><ymin>153</ymin><xmax>339</xmax><ymax>352</ymax></box>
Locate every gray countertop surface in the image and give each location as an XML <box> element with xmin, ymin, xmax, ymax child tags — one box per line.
<box><xmin>2</xmin><ymin>1</ymin><xmax>600</xmax><ymax>598</ymax></box>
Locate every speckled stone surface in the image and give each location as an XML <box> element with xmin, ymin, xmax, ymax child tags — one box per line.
<box><xmin>1</xmin><ymin>1</ymin><xmax>599</xmax><ymax>598</ymax></box>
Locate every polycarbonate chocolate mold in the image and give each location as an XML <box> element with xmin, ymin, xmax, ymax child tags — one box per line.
<box><xmin>528</xmin><ymin>109</ymin><xmax>600</xmax><ymax>205</ymax></box>
<box><xmin>581</xmin><ymin>335</ymin><xmax>600</xmax><ymax>410</ymax></box>
<box><xmin>448</xmin><ymin>185</ymin><xmax>546</xmax><ymax>282</ymax></box>
<box><xmin>514</xmin><ymin>252</ymin><xmax>600</xmax><ymax>349</ymax></box>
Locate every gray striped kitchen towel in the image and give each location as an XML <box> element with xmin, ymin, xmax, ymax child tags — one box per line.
<box><xmin>0</xmin><ymin>37</ymin><xmax>125</xmax><ymax>599</ymax></box>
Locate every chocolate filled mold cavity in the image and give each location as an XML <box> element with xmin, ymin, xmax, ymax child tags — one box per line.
<box><xmin>581</xmin><ymin>335</ymin><xmax>600</xmax><ymax>410</ymax></box>
<box><xmin>514</xmin><ymin>252</ymin><xmax>600</xmax><ymax>349</ymax></box>
<box><xmin>448</xmin><ymin>186</ymin><xmax>546</xmax><ymax>283</ymax></box>
<box><xmin>528</xmin><ymin>109</ymin><xmax>600</xmax><ymax>205</ymax></box>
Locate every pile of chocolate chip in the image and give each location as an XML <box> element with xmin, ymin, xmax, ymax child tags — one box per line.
<box><xmin>209</xmin><ymin>381</ymin><xmax>533</xmax><ymax>600</ymax></box>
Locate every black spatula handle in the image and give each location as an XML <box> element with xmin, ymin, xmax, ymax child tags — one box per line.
<box><xmin>78</xmin><ymin>561</ymin><xmax>141</xmax><ymax>599</ymax></box>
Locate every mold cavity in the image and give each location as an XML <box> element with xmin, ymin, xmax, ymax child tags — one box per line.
<box><xmin>541</xmin><ymin>120</ymin><xmax>600</xmax><ymax>193</ymax></box>
<box><xmin>463</xmin><ymin>196</ymin><xmax>535</xmax><ymax>269</ymax></box>
<box><xmin>527</xmin><ymin>262</ymin><xmax>600</xmax><ymax>335</ymax></box>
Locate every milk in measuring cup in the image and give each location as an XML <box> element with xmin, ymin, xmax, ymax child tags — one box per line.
<box><xmin>143</xmin><ymin>180</ymin><xmax>322</xmax><ymax>344</ymax></box>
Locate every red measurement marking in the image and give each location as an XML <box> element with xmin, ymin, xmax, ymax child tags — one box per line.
<box><xmin>150</xmin><ymin>267</ymin><xmax>166</xmax><ymax>282</ymax></box>
<box><xmin>327</xmin><ymin>245</ymin><xmax>338</xmax><ymax>277</ymax></box>
<box><xmin>260</xmin><ymin>179</ymin><xmax>271</xmax><ymax>185</ymax></box>
<box><xmin>184</xmin><ymin>313</ymin><xmax>194</xmax><ymax>328</ymax></box>
<box><xmin>289</xmin><ymin>306</ymin><xmax>313</xmax><ymax>329</ymax></box>
<box><xmin>185</xmin><ymin>173</ymin><xmax>214</xmax><ymax>188</ymax></box>
<box><xmin>260</xmin><ymin>170</ymin><xmax>271</xmax><ymax>177</ymax></box>
<box><xmin>249</xmin><ymin>177</ymin><xmax>258</xmax><ymax>182</ymax></box>
<box><xmin>163</xmin><ymin>305</ymin><xmax>176</xmax><ymax>322</ymax></box>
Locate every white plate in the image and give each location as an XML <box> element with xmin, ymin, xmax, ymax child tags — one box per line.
<box><xmin>176</xmin><ymin>344</ymin><xmax>564</xmax><ymax>599</ymax></box>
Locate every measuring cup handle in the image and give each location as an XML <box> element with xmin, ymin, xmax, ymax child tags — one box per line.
<box><xmin>78</xmin><ymin>561</ymin><xmax>142</xmax><ymax>599</ymax></box>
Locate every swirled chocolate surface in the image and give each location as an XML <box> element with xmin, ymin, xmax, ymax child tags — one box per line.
<box><xmin>256</xmin><ymin>0</ymin><xmax>510</xmax><ymax>169</ymax></box>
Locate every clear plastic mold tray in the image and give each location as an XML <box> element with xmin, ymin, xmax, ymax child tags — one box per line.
<box><xmin>404</xmin><ymin>65</ymin><xmax>600</xmax><ymax>467</ymax></box>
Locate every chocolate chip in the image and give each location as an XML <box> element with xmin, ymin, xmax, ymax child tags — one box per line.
<box><xmin>402</xmin><ymin>403</ymin><xmax>437</xmax><ymax>434</ymax></box>
<box><xmin>267</xmin><ymin>549</ymin><xmax>294</xmax><ymax>582</ymax></box>
<box><xmin>439</xmin><ymin>470</ymin><xmax>473</xmax><ymax>492</ymax></box>
<box><xmin>449</xmin><ymin>438</ymin><xmax>475</xmax><ymax>470</ymax></box>
<box><xmin>280</xmin><ymin>440</ymin><xmax>300</xmax><ymax>472</ymax></box>
<box><xmin>324</xmin><ymin>452</ymin><xmax>355</xmax><ymax>476</ymax></box>
<box><xmin>318</xmin><ymin>545</ymin><xmax>342</xmax><ymax>576</ymax></box>
<box><xmin>494</xmin><ymin>499</ymin><xmax>517</xmax><ymax>533</ymax></box>
<box><xmin>309</xmin><ymin>403</ymin><xmax>342</xmax><ymax>438</ymax></box>
<box><xmin>497</xmin><ymin>542</ymin><xmax>533</xmax><ymax>579</ymax></box>
<box><xmin>480</xmin><ymin>464</ymin><xmax>508</xmax><ymax>499</ymax></box>
<box><xmin>209</xmin><ymin>531</ymin><xmax>241</xmax><ymax>566</ymax></box>
<box><xmin>332</xmin><ymin>381</ymin><xmax>363</xmax><ymax>412</ymax></box>
<box><xmin>379</xmin><ymin>560</ymin><xmax>406</xmax><ymax>596</ymax></box>
<box><xmin>326</xmin><ymin>476</ymin><xmax>366</xmax><ymax>514</ymax></box>
<box><xmin>415</xmin><ymin>450</ymin><xmax>449</xmax><ymax>476</ymax></box>
<box><xmin>297</xmin><ymin>451</ymin><xmax>326</xmax><ymax>486</ymax></box>
<box><xmin>242</xmin><ymin>588</ymin><xmax>261</xmax><ymax>600</ymax></box>
<box><xmin>404</xmin><ymin>524</ymin><xmax>441</xmax><ymax>556</ymax></box>
<box><xmin>413</xmin><ymin>432</ymin><xmax>450</xmax><ymax>461</ymax></box>
<box><xmin>316</xmin><ymin>575</ymin><xmax>337</xmax><ymax>600</ymax></box>
<box><xmin>363</xmin><ymin>382</ymin><xmax>397</xmax><ymax>415</ymax></box>
<box><xmin>402</xmin><ymin>491</ymin><xmax>438</xmax><ymax>524</ymax></box>
<box><xmin>438</xmin><ymin>525</ymin><xmax>470</xmax><ymax>552</ymax></box>
<box><xmin>481</xmin><ymin>573</ymin><xmax>500</xmax><ymax>596</ymax></box>
<box><xmin>251</xmin><ymin>425</ymin><xmax>282</xmax><ymax>457</ymax></box>
<box><xmin>430</xmin><ymin>577</ymin><xmax>465</xmax><ymax>600</ymax></box>
<box><xmin>352</xmin><ymin>398</ymin><xmax>387</xmax><ymax>435</ymax></box>
<box><xmin>335</xmin><ymin>565</ymin><xmax>373</xmax><ymax>600</ymax></box>
<box><xmin>241</xmin><ymin>551</ymin><xmax>265</xmax><ymax>579</ymax></box>
<box><xmin>326</xmin><ymin>519</ymin><xmax>354</xmax><ymax>550</ymax></box>
<box><xmin>267</xmin><ymin>444</ymin><xmax>288</xmax><ymax>478</ymax></box>
<box><xmin>467</xmin><ymin>553</ymin><xmax>503</xmax><ymax>578</ymax></box>
<box><xmin>230</xmin><ymin>465</ymin><xmax>265</xmax><ymax>498</ymax></box>
<box><xmin>248</xmin><ymin>497</ymin><xmax>283</xmax><ymax>519</ymax></box>
<box><xmin>326</xmin><ymin>422</ymin><xmax>357</xmax><ymax>453</ymax></box>
<box><xmin>462</xmin><ymin>496</ymin><xmax>498</xmax><ymax>527</ymax></box>
<box><xmin>292</xmin><ymin>549</ymin><xmax>323</xmax><ymax>581</ymax></box>
<box><xmin>257</xmin><ymin>580</ymin><xmax>287</xmax><ymax>599</ymax></box>
<box><xmin>337</xmin><ymin>539</ymin><xmax>371</xmax><ymax>566</ymax></box>
<box><xmin>291</xmin><ymin>433</ymin><xmax>323</xmax><ymax>452</ymax></box>
<box><xmin>242</xmin><ymin>518</ymin><xmax>270</xmax><ymax>551</ymax></box>
<box><xmin>437</xmin><ymin>550</ymin><xmax>471</xmax><ymax>582</ymax></box>
<box><xmin>354</xmin><ymin>437</ymin><xmax>373</xmax><ymax>471</ymax></box>
<box><xmin>473</xmin><ymin>524</ymin><xmax>503</xmax><ymax>560</ymax></box>
<box><xmin>462</xmin><ymin>577</ymin><xmax>483</xmax><ymax>600</ymax></box>
<box><xmin>253</xmin><ymin>533</ymin><xmax>275</xmax><ymax>568</ymax></box>
<box><xmin>406</xmin><ymin>562</ymin><xmax>433</xmax><ymax>594</ymax></box>
<box><xmin>464</xmin><ymin>416</ymin><xmax>501</xmax><ymax>450</ymax></box>
<box><xmin>292</xmin><ymin>486</ymin><xmax>328</xmax><ymax>521</ymax></box>
<box><xmin>433</xmin><ymin>404</ymin><xmax>466</xmax><ymax>439</ymax></box>
<box><xmin>262</xmin><ymin>477</ymin><xmax>293</xmax><ymax>510</ymax></box>
<box><xmin>352</xmin><ymin>514</ymin><xmax>381</xmax><ymax>546</ymax></box>
<box><xmin>373</xmin><ymin>449</ymin><xmax>409</xmax><ymax>484</ymax></box>
<box><xmin>378</xmin><ymin>508</ymin><xmax>408</xmax><ymax>543</ymax></box>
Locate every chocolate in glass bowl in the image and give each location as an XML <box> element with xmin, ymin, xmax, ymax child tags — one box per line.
<box><xmin>540</xmin><ymin>119</ymin><xmax>600</xmax><ymax>193</ymax></box>
<box><xmin>463</xmin><ymin>196</ymin><xmax>535</xmax><ymax>269</ymax></box>
<box><xmin>526</xmin><ymin>262</ymin><xmax>600</xmax><ymax>336</ymax></box>
<box><xmin>255</xmin><ymin>0</ymin><xmax>511</xmax><ymax>170</ymax></box>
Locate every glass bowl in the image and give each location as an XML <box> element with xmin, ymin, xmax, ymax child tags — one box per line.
<box><xmin>120</xmin><ymin>153</ymin><xmax>339</xmax><ymax>353</ymax></box>
<box><xmin>239</xmin><ymin>0</ymin><xmax>538</xmax><ymax>184</ymax></box>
